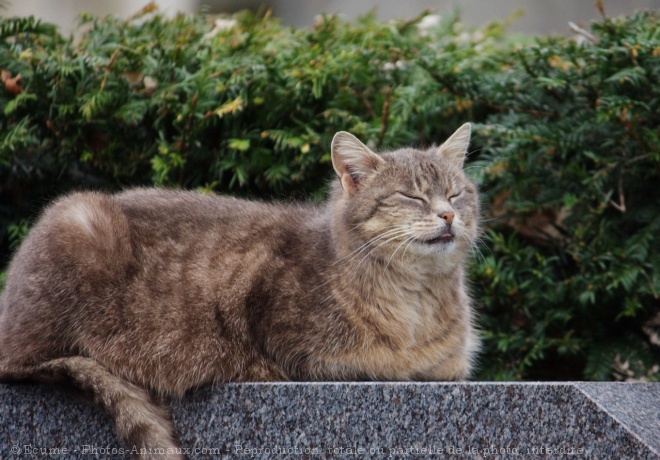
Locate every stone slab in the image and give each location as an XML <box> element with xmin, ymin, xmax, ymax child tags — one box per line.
<box><xmin>0</xmin><ymin>382</ymin><xmax>658</xmax><ymax>459</ymax></box>
<box><xmin>576</xmin><ymin>382</ymin><xmax>660</xmax><ymax>454</ymax></box>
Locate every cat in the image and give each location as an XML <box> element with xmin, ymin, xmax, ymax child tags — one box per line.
<box><xmin>0</xmin><ymin>123</ymin><xmax>480</xmax><ymax>458</ymax></box>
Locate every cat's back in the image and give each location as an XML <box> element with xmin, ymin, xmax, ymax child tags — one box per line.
<box><xmin>0</xmin><ymin>188</ymin><xmax>327</xmax><ymax>371</ymax></box>
<box><xmin>11</xmin><ymin>188</ymin><xmax>323</xmax><ymax>280</ymax></box>
<box><xmin>6</xmin><ymin>188</ymin><xmax>313</xmax><ymax>270</ymax></box>
<box><xmin>4</xmin><ymin>188</ymin><xmax>330</xmax><ymax>305</ymax></box>
<box><xmin>112</xmin><ymin>188</ymin><xmax>325</xmax><ymax>263</ymax></box>
<box><xmin>116</xmin><ymin>187</ymin><xmax>304</xmax><ymax>229</ymax></box>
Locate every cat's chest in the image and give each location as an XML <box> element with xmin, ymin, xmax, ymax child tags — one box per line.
<box><xmin>372</xmin><ymin>273</ymin><xmax>460</xmax><ymax>337</ymax></box>
<box><xmin>308</xmin><ymin>266</ymin><xmax>471</xmax><ymax>380</ymax></box>
<box><xmin>339</xmin><ymin>278</ymin><xmax>468</xmax><ymax>377</ymax></box>
<box><xmin>387</xmin><ymin>289</ymin><xmax>464</xmax><ymax>348</ymax></box>
<box><xmin>375</xmin><ymin>286</ymin><xmax>438</xmax><ymax>338</ymax></box>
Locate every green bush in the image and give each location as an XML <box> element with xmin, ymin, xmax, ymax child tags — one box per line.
<box><xmin>466</xmin><ymin>11</ymin><xmax>660</xmax><ymax>381</ymax></box>
<box><xmin>1</xmin><ymin>7</ymin><xmax>658</xmax><ymax>381</ymax></box>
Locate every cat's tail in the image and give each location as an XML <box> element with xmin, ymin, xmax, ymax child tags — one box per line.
<box><xmin>0</xmin><ymin>356</ymin><xmax>182</xmax><ymax>459</ymax></box>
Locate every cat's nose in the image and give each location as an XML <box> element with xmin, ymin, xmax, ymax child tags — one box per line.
<box><xmin>439</xmin><ymin>211</ymin><xmax>454</xmax><ymax>226</ymax></box>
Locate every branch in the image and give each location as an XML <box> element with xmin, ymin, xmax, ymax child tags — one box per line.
<box><xmin>608</xmin><ymin>176</ymin><xmax>626</xmax><ymax>213</ymax></box>
<box><xmin>100</xmin><ymin>48</ymin><xmax>121</xmax><ymax>92</ymax></box>
<box><xmin>595</xmin><ymin>1</ymin><xmax>608</xmax><ymax>20</ymax></box>
<box><xmin>518</xmin><ymin>51</ymin><xmax>538</xmax><ymax>79</ymax></box>
<box><xmin>353</xmin><ymin>88</ymin><xmax>376</xmax><ymax>118</ymax></box>
<box><xmin>517</xmin><ymin>50</ymin><xmax>565</xmax><ymax>103</ymax></box>
<box><xmin>421</xmin><ymin>64</ymin><xmax>559</xmax><ymax>119</ymax></box>
<box><xmin>568</xmin><ymin>22</ymin><xmax>598</xmax><ymax>43</ymax></box>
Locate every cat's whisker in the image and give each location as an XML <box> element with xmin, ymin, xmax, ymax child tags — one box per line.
<box><xmin>459</xmin><ymin>233</ymin><xmax>487</xmax><ymax>266</ymax></box>
<box><xmin>447</xmin><ymin>163</ymin><xmax>462</xmax><ymax>183</ymax></box>
<box><xmin>400</xmin><ymin>234</ymin><xmax>418</xmax><ymax>261</ymax></box>
<box><xmin>466</xmin><ymin>147</ymin><xmax>480</xmax><ymax>158</ymax></box>
<box><xmin>354</xmin><ymin>230</ymin><xmax>417</xmax><ymax>271</ymax></box>
<box><xmin>470</xmin><ymin>244</ymin><xmax>487</xmax><ymax>266</ymax></box>
<box><xmin>345</xmin><ymin>228</ymin><xmax>412</xmax><ymax>259</ymax></box>
<box><xmin>446</xmin><ymin>152</ymin><xmax>465</xmax><ymax>181</ymax></box>
<box><xmin>449</xmin><ymin>164</ymin><xmax>474</xmax><ymax>181</ymax></box>
<box><xmin>312</xmin><ymin>226</ymin><xmax>414</xmax><ymax>295</ymax></box>
<box><xmin>384</xmin><ymin>234</ymin><xmax>418</xmax><ymax>271</ymax></box>
<box><xmin>331</xmin><ymin>226</ymin><xmax>410</xmax><ymax>267</ymax></box>
<box><xmin>474</xmin><ymin>235</ymin><xmax>492</xmax><ymax>262</ymax></box>
<box><xmin>451</xmin><ymin>162</ymin><xmax>483</xmax><ymax>183</ymax></box>
<box><xmin>479</xmin><ymin>216</ymin><xmax>501</xmax><ymax>223</ymax></box>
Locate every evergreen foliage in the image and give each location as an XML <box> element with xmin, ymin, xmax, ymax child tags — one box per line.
<box><xmin>467</xmin><ymin>11</ymin><xmax>660</xmax><ymax>381</ymax></box>
<box><xmin>1</xmin><ymin>7</ymin><xmax>658</xmax><ymax>381</ymax></box>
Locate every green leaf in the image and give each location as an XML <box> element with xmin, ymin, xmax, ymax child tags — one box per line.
<box><xmin>0</xmin><ymin>16</ymin><xmax>58</xmax><ymax>39</ymax></box>
<box><xmin>3</xmin><ymin>93</ymin><xmax>37</xmax><ymax>115</ymax></box>
<box><xmin>228</xmin><ymin>138</ymin><xmax>250</xmax><ymax>152</ymax></box>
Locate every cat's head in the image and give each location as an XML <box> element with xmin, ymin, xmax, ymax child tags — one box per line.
<box><xmin>330</xmin><ymin>124</ymin><xmax>479</xmax><ymax>271</ymax></box>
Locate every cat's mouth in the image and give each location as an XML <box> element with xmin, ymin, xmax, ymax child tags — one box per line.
<box><xmin>421</xmin><ymin>231</ymin><xmax>454</xmax><ymax>245</ymax></box>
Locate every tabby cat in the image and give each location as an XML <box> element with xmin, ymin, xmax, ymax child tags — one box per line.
<box><xmin>0</xmin><ymin>124</ymin><xmax>480</xmax><ymax>457</ymax></box>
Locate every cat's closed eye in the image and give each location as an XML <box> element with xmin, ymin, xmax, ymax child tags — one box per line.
<box><xmin>448</xmin><ymin>191</ymin><xmax>462</xmax><ymax>203</ymax></box>
<box><xmin>396</xmin><ymin>192</ymin><xmax>427</xmax><ymax>203</ymax></box>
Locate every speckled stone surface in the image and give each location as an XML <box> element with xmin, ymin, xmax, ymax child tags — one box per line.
<box><xmin>1</xmin><ymin>382</ymin><xmax>658</xmax><ymax>459</ymax></box>
<box><xmin>576</xmin><ymin>382</ymin><xmax>660</xmax><ymax>454</ymax></box>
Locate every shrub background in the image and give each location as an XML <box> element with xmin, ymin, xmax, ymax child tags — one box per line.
<box><xmin>1</xmin><ymin>7</ymin><xmax>658</xmax><ymax>381</ymax></box>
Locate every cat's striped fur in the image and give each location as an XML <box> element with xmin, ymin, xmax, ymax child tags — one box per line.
<box><xmin>0</xmin><ymin>124</ymin><xmax>480</xmax><ymax>458</ymax></box>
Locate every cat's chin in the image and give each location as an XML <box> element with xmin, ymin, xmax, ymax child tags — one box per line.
<box><xmin>414</xmin><ymin>230</ymin><xmax>456</xmax><ymax>251</ymax></box>
<box><xmin>421</xmin><ymin>232</ymin><xmax>454</xmax><ymax>246</ymax></box>
<box><xmin>411</xmin><ymin>236</ymin><xmax>457</xmax><ymax>256</ymax></box>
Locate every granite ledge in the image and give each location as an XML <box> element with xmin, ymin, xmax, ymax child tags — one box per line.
<box><xmin>1</xmin><ymin>381</ymin><xmax>658</xmax><ymax>459</ymax></box>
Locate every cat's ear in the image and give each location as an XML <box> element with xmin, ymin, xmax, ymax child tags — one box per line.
<box><xmin>331</xmin><ymin>131</ymin><xmax>384</xmax><ymax>195</ymax></box>
<box><xmin>438</xmin><ymin>123</ymin><xmax>472</xmax><ymax>169</ymax></box>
